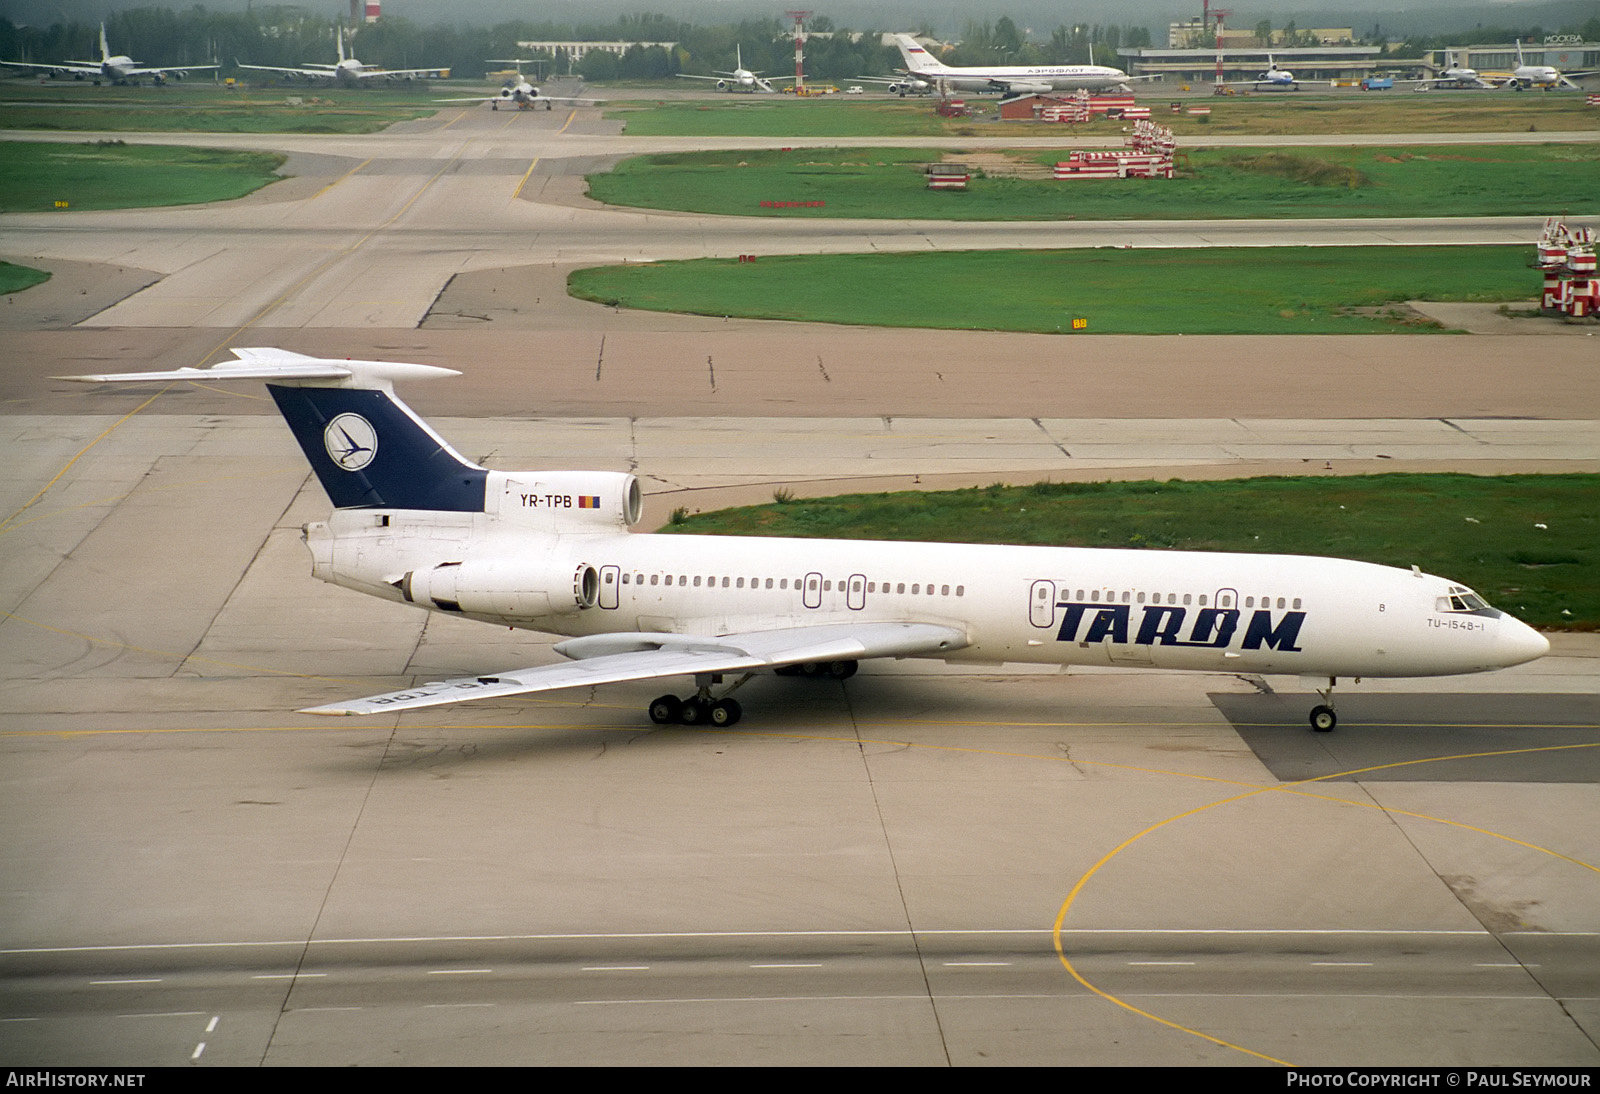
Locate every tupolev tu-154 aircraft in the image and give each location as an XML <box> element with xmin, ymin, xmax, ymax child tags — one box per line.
<box><xmin>64</xmin><ymin>350</ymin><xmax>1550</xmax><ymax>731</ymax></box>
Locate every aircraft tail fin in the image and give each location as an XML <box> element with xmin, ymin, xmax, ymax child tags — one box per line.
<box><xmin>894</xmin><ymin>34</ymin><xmax>940</xmax><ymax>74</ymax></box>
<box><xmin>59</xmin><ymin>348</ymin><xmax>487</xmax><ymax>513</ymax></box>
<box><xmin>99</xmin><ymin>23</ymin><xmax>110</xmax><ymax>63</ymax></box>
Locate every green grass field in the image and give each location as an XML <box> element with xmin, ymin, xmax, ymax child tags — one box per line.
<box><xmin>586</xmin><ymin>143</ymin><xmax>1600</xmax><ymax>221</ymax></box>
<box><xmin>568</xmin><ymin>245</ymin><xmax>1532</xmax><ymax>334</ymax></box>
<box><xmin>0</xmin><ymin>261</ymin><xmax>50</xmax><ymax>294</ymax></box>
<box><xmin>664</xmin><ymin>474</ymin><xmax>1599</xmax><ymax>629</ymax></box>
<box><xmin>0</xmin><ymin>82</ymin><xmax>443</xmax><ymax>134</ymax></box>
<box><xmin>605</xmin><ymin>91</ymin><xmax>1600</xmax><ymax>138</ymax></box>
<box><xmin>0</xmin><ymin>140</ymin><xmax>286</xmax><ymax>211</ymax></box>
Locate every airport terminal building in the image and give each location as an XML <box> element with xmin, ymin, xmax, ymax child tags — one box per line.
<box><xmin>1119</xmin><ymin>39</ymin><xmax>1599</xmax><ymax>88</ymax></box>
<box><xmin>1426</xmin><ymin>39</ymin><xmax>1599</xmax><ymax>78</ymax></box>
<box><xmin>1117</xmin><ymin>46</ymin><xmax>1383</xmax><ymax>86</ymax></box>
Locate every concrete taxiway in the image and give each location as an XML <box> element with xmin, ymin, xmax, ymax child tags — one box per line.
<box><xmin>1</xmin><ymin>99</ymin><xmax>1597</xmax><ymax>1066</ymax></box>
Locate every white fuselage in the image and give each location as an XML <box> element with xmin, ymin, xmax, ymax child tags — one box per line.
<box><xmin>305</xmin><ymin>505</ymin><xmax>1547</xmax><ymax>683</ymax></box>
<box><xmin>912</xmin><ymin>61</ymin><xmax>1134</xmax><ymax>94</ymax></box>
<box><xmin>896</xmin><ymin>36</ymin><xmax>1134</xmax><ymax>94</ymax></box>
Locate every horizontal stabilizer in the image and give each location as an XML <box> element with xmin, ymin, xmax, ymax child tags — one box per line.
<box><xmin>301</xmin><ymin>621</ymin><xmax>968</xmax><ymax>716</ymax></box>
<box><xmin>58</xmin><ymin>347</ymin><xmax>460</xmax><ymax>388</ymax></box>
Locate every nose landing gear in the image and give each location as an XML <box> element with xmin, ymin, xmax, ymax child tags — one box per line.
<box><xmin>1310</xmin><ymin>677</ymin><xmax>1339</xmax><ymax>732</ymax></box>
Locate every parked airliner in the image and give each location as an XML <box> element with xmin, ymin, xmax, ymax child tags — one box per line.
<box><xmin>892</xmin><ymin>33</ymin><xmax>1155</xmax><ymax>95</ymax></box>
<box><xmin>1403</xmin><ymin>49</ymin><xmax>1495</xmax><ymax>90</ymax></box>
<box><xmin>2</xmin><ymin>23</ymin><xmax>216</xmax><ymax>85</ymax></box>
<box><xmin>64</xmin><ymin>350</ymin><xmax>1549</xmax><ymax>732</ymax></box>
<box><xmin>1499</xmin><ymin>39</ymin><xmax>1595</xmax><ymax>90</ymax></box>
<box><xmin>676</xmin><ymin>44</ymin><xmax>791</xmax><ymax>93</ymax></box>
<box><xmin>1219</xmin><ymin>54</ymin><xmax>1299</xmax><ymax>90</ymax></box>
<box><xmin>239</xmin><ymin>27</ymin><xmax>446</xmax><ymax>85</ymax></box>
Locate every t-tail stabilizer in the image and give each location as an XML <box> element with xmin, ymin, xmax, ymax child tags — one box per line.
<box><xmin>60</xmin><ymin>348</ymin><xmax>486</xmax><ymax>511</ymax></box>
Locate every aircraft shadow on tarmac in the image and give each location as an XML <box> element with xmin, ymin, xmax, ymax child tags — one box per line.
<box><xmin>1210</xmin><ymin>692</ymin><xmax>1600</xmax><ymax>783</ymax></box>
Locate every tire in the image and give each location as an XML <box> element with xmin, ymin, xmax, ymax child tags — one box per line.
<box><xmin>1310</xmin><ymin>705</ymin><xmax>1337</xmax><ymax>732</ymax></box>
<box><xmin>678</xmin><ymin>698</ymin><xmax>710</xmax><ymax>726</ymax></box>
<box><xmin>709</xmin><ymin>698</ymin><xmax>742</xmax><ymax>728</ymax></box>
<box><xmin>648</xmin><ymin>694</ymin><xmax>682</xmax><ymax>725</ymax></box>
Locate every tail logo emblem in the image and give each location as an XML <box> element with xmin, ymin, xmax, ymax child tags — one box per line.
<box><xmin>324</xmin><ymin>413</ymin><xmax>378</xmax><ymax>471</ymax></box>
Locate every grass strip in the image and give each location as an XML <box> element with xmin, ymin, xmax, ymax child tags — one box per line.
<box><xmin>569</xmin><ymin>245</ymin><xmax>1533</xmax><ymax>335</ymax></box>
<box><xmin>0</xmin><ymin>84</ymin><xmax>440</xmax><ymax>134</ymax></box>
<box><xmin>603</xmin><ymin>93</ymin><xmax>1600</xmax><ymax>138</ymax></box>
<box><xmin>0</xmin><ymin>140</ymin><xmax>286</xmax><ymax>211</ymax></box>
<box><xmin>0</xmin><ymin>260</ymin><xmax>50</xmax><ymax>294</ymax></box>
<box><xmin>585</xmin><ymin>144</ymin><xmax>1600</xmax><ymax>221</ymax></box>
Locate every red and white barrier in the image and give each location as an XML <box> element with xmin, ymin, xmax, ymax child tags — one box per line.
<box><xmin>1536</xmin><ymin>217</ymin><xmax>1598</xmax><ymax>321</ymax></box>
<box><xmin>1052</xmin><ymin>120</ymin><xmax>1177</xmax><ymax>181</ymax></box>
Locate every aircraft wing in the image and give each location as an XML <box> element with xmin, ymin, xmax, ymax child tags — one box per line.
<box><xmin>237</xmin><ymin>63</ymin><xmax>328</xmax><ymax>77</ymax></box>
<box><xmin>126</xmin><ymin>65</ymin><xmax>217</xmax><ymax>76</ymax></box>
<box><xmin>433</xmin><ymin>95</ymin><xmax>603</xmax><ymax>104</ymax></box>
<box><xmin>1398</xmin><ymin>76</ymin><xmax>1494</xmax><ymax>88</ymax></box>
<box><xmin>2</xmin><ymin>61</ymin><xmax>99</xmax><ymax>74</ymax></box>
<box><xmin>352</xmin><ymin>67</ymin><xmax>448</xmax><ymax>80</ymax></box>
<box><xmin>299</xmin><ymin>621</ymin><xmax>968</xmax><ymax>716</ymax></box>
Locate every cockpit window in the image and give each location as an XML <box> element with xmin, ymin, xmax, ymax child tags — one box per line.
<box><xmin>1435</xmin><ymin>585</ymin><xmax>1500</xmax><ymax>618</ymax></box>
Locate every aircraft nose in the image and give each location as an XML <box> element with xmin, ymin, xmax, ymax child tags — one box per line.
<box><xmin>1496</xmin><ymin>619</ymin><xmax>1550</xmax><ymax>667</ymax></box>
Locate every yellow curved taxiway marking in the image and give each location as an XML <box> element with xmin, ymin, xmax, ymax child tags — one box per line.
<box><xmin>1048</xmin><ymin>741</ymin><xmax>1600</xmax><ymax>1066</ymax></box>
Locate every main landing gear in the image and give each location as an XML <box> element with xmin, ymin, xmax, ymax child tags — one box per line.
<box><xmin>1309</xmin><ymin>676</ymin><xmax>1339</xmax><ymax>732</ymax></box>
<box><xmin>649</xmin><ymin>692</ymin><xmax>742</xmax><ymax>727</ymax></box>
<box><xmin>645</xmin><ymin>660</ymin><xmax>861</xmax><ymax>727</ymax></box>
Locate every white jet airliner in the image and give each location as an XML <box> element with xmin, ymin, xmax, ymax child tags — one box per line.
<box><xmin>1218</xmin><ymin>54</ymin><xmax>1299</xmax><ymax>90</ymax></box>
<box><xmin>238</xmin><ymin>27</ymin><xmax>446</xmax><ymax>85</ymax></box>
<box><xmin>676</xmin><ymin>44</ymin><xmax>792</xmax><ymax>93</ymax></box>
<box><xmin>64</xmin><ymin>350</ymin><xmax>1549</xmax><ymax>732</ymax></box>
<box><xmin>435</xmin><ymin>62</ymin><xmax>602</xmax><ymax>110</ymax></box>
<box><xmin>2</xmin><ymin>23</ymin><xmax>216</xmax><ymax>85</ymax></box>
<box><xmin>1498</xmin><ymin>39</ymin><xmax>1595</xmax><ymax>90</ymax></box>
<box><xmin>892</xmin><ymin>33</ymin><xmax>1155</xmax><ymax>95</ymax></box>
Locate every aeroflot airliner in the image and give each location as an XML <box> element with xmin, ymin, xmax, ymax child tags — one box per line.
<box><xmin>66</xmin><ymin>350</ymin><xmax>1550</xmax><ymax>731</ymax></box>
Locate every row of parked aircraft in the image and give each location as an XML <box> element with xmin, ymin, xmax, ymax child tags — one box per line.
<box><xmin>8</xmin><ymin>28</ymin><xmax>1590</xmax><ymax>97</ymax></box>
<box><xmin>1</xmin><ymin>24</ymin><xmax>446</xmax><ymax>86</ymax></box>
<box><xmin>0</xmin><ymin>24</ymin><xmax>216</xmax><ymax>85</ymax></box>
<box><xmin>62</xmin><ymin>351</ymin><xmax>1550</xmax><ymax>733</ymax></box>
<box><xmin>1217</xmin><ymin>41</ymin><xmax>1593</xmax><ymax>92</ymax></box>
<box><xmin>676</xmin><ymin>35</ymin><xmax>1592</xmax><ymax>99</ymax></box>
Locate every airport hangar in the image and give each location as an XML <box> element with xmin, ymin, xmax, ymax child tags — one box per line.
<box><xmin>0</xmin><ymin>97</ymin><xmax>1597</xmax><ymax>1067</ymax></box>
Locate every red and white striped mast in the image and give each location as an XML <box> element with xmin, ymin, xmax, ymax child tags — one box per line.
<box><xmin>787</xmin><ymin>10</ymin><xmax>811</xmax><ymax>91</ymax></box>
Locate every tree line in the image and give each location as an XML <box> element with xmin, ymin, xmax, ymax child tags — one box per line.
<box><xmin>3</xmin><ymin>6</ymin><xmax>1596</xmax><ymax>83</ymax></box>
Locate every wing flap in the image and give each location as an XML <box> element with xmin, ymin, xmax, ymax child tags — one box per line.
<box><xmin>300</xmin><ymin>621</ymin><xmax>967</xmax><ymax>716</ymax></box>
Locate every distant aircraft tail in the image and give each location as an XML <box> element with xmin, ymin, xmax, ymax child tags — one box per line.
<box><xmin>99</xmin><ymin>23</ymin><xmax>110</xmax><ymax>63</ymax></box>
<box><xmin>60</xmin><ymin>348</ymin><xmax>487</xmax><ymax>512</ymax></box>
<box><xmin>894</xmin><ymin>34</ymin><xmax>941</xmax><ymax>75</ymax></box>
